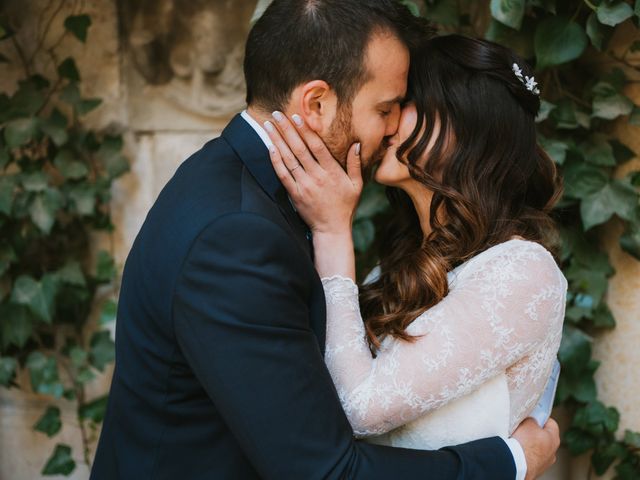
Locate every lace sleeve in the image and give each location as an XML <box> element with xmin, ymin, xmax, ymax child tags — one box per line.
<box><xmin>322</xmin><ymin>240</ymin><xmax>567</xmax><ymax>437</ymax></box>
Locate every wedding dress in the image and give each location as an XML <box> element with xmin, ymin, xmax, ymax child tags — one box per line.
<box><xmin>322</xmin><ymin>239</ymin><xmax>567</xmax><ymax>450</ymax></box>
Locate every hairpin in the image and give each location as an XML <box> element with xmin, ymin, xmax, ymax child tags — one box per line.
<box><xmin>512</xmin><ymin>63</ymin><xmax>540</xmax><ymax>95</ymax></box>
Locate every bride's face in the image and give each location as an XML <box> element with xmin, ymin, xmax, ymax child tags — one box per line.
<box><xmin>374</xmin><ymin>103</ymin><xmax>442</xmax><ymax>188</ymax></box>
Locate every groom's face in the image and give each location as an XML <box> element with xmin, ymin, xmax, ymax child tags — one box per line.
<box><xmin>325</xmin><ymin>32</ymin><xmax>410</xmax><ymax>170</ymax></box>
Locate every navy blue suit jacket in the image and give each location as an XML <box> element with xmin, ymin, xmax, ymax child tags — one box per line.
<box><xmin>90</xmin><ymin>114</ymin><xmax>516</xmax><ymax>479</ymax></box>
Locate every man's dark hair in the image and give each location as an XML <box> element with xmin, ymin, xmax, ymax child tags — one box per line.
<box><xmin>244</xmin><ymin>0</ymin><xmax>434</xmax><ymax>113</ymax></box>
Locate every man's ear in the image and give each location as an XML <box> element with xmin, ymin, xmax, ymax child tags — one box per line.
<box><xmin>292</xmin><ymin>80</ymin><xmax>338</xmax><ymax>133</ymax></box>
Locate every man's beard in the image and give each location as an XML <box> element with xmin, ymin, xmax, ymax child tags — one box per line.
<box><xmin>323</xmin><ymin>105</ymin><xmax>385</xmax><ymax>181</ymax></box>
<box><xmin>324</xmin><ymin>104</ymin><xmax>355</xmax><ymax>168</ymax></box>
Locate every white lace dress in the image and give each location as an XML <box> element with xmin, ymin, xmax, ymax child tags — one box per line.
<box><xmin>322</xmin><ymin>239</ymin><xmax>567</xmax><ymax>450</ymax></box>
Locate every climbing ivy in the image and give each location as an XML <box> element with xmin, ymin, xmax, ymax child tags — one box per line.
<box><xmin>0</xmin><ymin>8</ymin><xmax>126</xmax><ymax>476</ymax></box>
<box><xmin>353</xmin><ymin>0</ymin><xmax>640</xmax><ymax>477</ymax></box>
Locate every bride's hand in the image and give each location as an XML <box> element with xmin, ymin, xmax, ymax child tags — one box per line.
<box><xmin>264</xmin><ymin>111</ymin><xmax>363</xmax><ymax>236</ymax></box>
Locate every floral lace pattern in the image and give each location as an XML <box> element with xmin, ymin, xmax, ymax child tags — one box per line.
<box><xmin>322</xmin><ymin>239</ymin><xmax>567</xmax><ymax>437</ymax></box>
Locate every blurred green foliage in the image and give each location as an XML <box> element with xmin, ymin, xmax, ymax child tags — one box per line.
<box><xmin>0</xmin><ymin>11</ymin><xmax>126</xmax><ymax>476</ymax></box>
<box><xmin>352</xmin><ymin>0</ymin><xmax>640</xmax><ymax>477</ymax></box>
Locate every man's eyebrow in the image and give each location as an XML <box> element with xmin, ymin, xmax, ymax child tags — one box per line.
<box><xmin>377</xmin><ymin>95</ymin><xmax>406</xmax><ymax>107</ymax></box>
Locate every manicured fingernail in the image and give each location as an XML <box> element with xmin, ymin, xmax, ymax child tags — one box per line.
<box><xmin>269</xmin><ymin>144</ymin><xmax>277</xmax><ymax>155</ymax></box>
<box><xmin>292</xmin><ymin>114</ymin><xmax>303</xmax><ymax>126</ymax></box>
<box><xmin>264</xmin><ymin>120</ymin><xmax>275</xmax><ymax>132</ymax></box>
<box><xmin>272</xmin><ymin>111</ymin><xmax>285</xmax><ymax>123</ymax></box>
<box><xmin>355</xmin><ymin>143</ymin><xmax>361</xmax><ymax>156</ymax></box>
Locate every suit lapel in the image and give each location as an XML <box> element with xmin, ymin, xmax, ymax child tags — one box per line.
<box><xmin>221</xmin><ymin>114</ymin><xmax>312</xmax><ymax>258</ymax></box>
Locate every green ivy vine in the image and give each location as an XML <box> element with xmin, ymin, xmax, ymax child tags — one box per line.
<box><xmin>355</xmin><ymin>0</ymin><xmax>640</xmax><ymax>477</ymax></box>
<box><xmin>0</xmin><ymin>8</ymin><xmax>126</xmax><ymax>477</ymax></box>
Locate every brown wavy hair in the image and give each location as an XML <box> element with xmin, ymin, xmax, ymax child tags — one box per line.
<box><xmin>360</xmin><ymin>34</ymin><xmax>563</xmax><ymax>351</ymax></box>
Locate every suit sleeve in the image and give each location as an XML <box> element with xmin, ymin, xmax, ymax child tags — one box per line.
<box><xmin>172</xmin><ymin>212</ymin><xmax>516</xmax><ymax>480</ymax></box>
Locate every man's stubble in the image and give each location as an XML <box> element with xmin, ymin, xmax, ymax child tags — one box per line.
<box><xmin>324</xmin><ymin>104</ymin><xmax>385</xmax><ymax>182</ymax></box>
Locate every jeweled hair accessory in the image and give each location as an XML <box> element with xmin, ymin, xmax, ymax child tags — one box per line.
<box><xmin>512</xmin><ymin>63</ymin><xmax>540</xmax><ymax>95</ymax></box>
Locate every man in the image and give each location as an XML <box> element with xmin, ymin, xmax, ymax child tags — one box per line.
<box><xmin>91</xmin><ymin>1</ymin><xmax>559</xmax><ymax>478</ymax></box>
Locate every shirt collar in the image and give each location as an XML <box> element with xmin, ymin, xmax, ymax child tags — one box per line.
<box><xmin>241</xmin><ymin>110</ymin><xmax>274</xmax><ymax>149</ymax></box>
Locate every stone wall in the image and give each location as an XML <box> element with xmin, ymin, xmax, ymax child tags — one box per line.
<box><xmin>0</xmin><ymin>2</ymin><xmax>638</xmax><ymax>480</ymax></box>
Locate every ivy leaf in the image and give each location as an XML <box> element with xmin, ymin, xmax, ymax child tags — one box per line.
<box><xmin>559</xmin><ymin>326</ymin><xmax>593</xmax><ymax>377</ymax></box>
<box><xmin>355</xmin><ymin>183</ymin><xmax>389</xmax><ymax>221</ymax></box>
<box><xmin>401</xmin><ymin>0</ymin><xmax>421</xmax><ymax>16</ymax></box>
<box><xmin>620</xmin><ymin>222</ymin><xmax>640</xmax><ymax>260</ymax></box>
<box><xmin>540</xmin><ymin>135</ymin><xmax>569</xmax><ymax>165</ymax></box>
<box><xmin>40</xmin><ymin>109</ymin><xmax>69</xmax><ymax>147</ymax></box>
<box><xmin>11</xmin><ymin>274</ymin><xmax>57</xmax><ymax>324</ymax></box>
<box><xmin>591</xmin><ymin>302</ymin><xmax>616</xmax><ymax>328</ymax></box>
<box><xmin>21</xmin><ymin>172</ymin><xmax>48</xmax><ymax>192</ymax></box>
<box><xmin>29</xmin><ymin>189</ymin><xmax>64</xmax><ymax>234</ymax></box>
<box><xmin>26</xmin><ymin>352</ymin><xmax>64</xmax><ymax>398</ymax></box>
<box><xmin>535</xmin><ymin>100</ymin><xmax>556</xmax><ymax>123</ymax></box>
<box><xmin>597</xmin><ymin>1</ymin><xmax>634</xmax><ymax>27</ymax></box>
<box><xmin>89</xmin><ymin>330</ymin><xmax>115</xmax><ymax>371</ymax></box>
<box><xmin>41</xmin><ymin>444</ymin><xmax>76</xmax><ymax>476</ymax></box>
<box><xmin>0</xmin><ymin>356</ymin><xmax>18</xmax><ymax>386</ymax></box>
<box><xmin>53</xmin><ymin>149</ymin><xmax>89</xmax><ymax>180</ymax></box>
<box><xmin>535</xmin><ymin>17</ymin><xmax>587</xmax><ymax>69</ymax></box>
<box><xmin>0</xmin><ymin>175</ymin><xmax>16</xmax><ymax>215</ymax></box>
<box><xmin>624</xmin><ymin>430</ymin><xmax>640</xmax><ymax>448</ymax></box>
<box><xmin>564</xmin><ymin>427</ymin><xmax>597</xmax><ymax>455</ymax></box>
<box><xmin>57</xmin><ymin>261</ymin><xmax>86</xmax><ymax>287</ymax></box>
<box><xmin>3</xmin><ymin>77</ymin><xmax>47</xmax><ymax>121</ymax></box>
<box><xmin>592</xmin><ymin>82</ymin><xmax>634</xmax><ymax>120</ymax></box>
<box><xmin>550</xmin><ymin>99</ymin><xmax>580</xmax><ymax>129</ymax></box>
<box><xmin>69</xmin><ymin>346</ymin><xmax>88</xmax><ymax>369</ymax></box>
<box><xmin>0</xmin><ymin>304</ymin><xmax>33</xmax><ymax>348</ymax></box>
<box><xmin>97</xmin><ymin>135</ymin><xmax>128</xmax><ymax>179</ymax></box>
<box><xmin>60</xmin><ymin>83</ymin><xmax>102</xmax><ymax>116</ymax></box>
<box><xmin>78</xmin><ymin>395</ymin><xmax>108</xmax><ymax>423</ymax></box>
<box><xmin>0</xmin><ymin>243</ymin><xmax>17</xmax><ymax>277</ymax></box>
<box><xmin>586</xmin><ymin>12</ymin><xmax>613</xmax><ymax>51</ymax></box>
<box><xmin>630</xmin><ymin>105</ymin><xmax>640</xmax><ymax>126</ymax></box>
<box><xmin>580</xmin><ymin>135</ymin><xmax>616</xmax><ymax>166</ymax></box>
<box><xmin>557</xmin><ymin>360</ymin><xmax>598</xmax><ymax>403</ymax></box>
<box><xmin>64</xmin><ymin>15</ymin><xmax>91</xmax><ymax>43</ymax></box>
<box><xmin>353</xmin><ymin>219</ymin><xmax>376</xmax><ymax>253</ymax></box>
<box><xmin>574</xmin><ymin>401</ymin><xmax>620</xmax><ymax>435</ymax></box>
<box><xmin>562</xmin><ymin>160</ymin><xmax>609</xmax><ymax>199</ymax></box>
<box><xmin>611</xmin><ymin>140</ymin><xmax>636</xmax><ymax>164</ymax></box>
<box><xmin>490</xmin><ymin>0</ymin><xmax>525</xmax><ymax>30</ymax></box>
<box><xmin>4</xmin><ymin>117</ymin><xmax>40</xmax><ymax>148</ymax></box>
<box><xmin>57</xmin><ymin>57</ymin><xmax>80</xmax><ymax>82</ymax></box>
<box><xmin>424</xmin><ymin>0</ymin><xmax>460</xmax><ymax>26</ymax></box>
<box><xmin>95</xmin><ymin>251</ymin><xmax>116</xmax><ymax>283</ymax></box>
<box><xmin>68</xmin><ymin>184</ymin><xmax>96</xmax><ymax>216</ymax></box>
<box><xmin>591</xmin><ymin>441</ymin><xmax>626</xmax><ymax>475</ymax></box>
<box><xmin>99</xmin><ymin>299</ymin><xmax>117</xmax><ymax>325</ymax></box>
<box><xmin>34</xmin><ymin>406</ymin><xmax>62</xmax><ymax>437</ymax></box>
<box><xmin>581</xmin><ymin>180</ymin><xmax>639</xmax><ymax>230</ymax></box>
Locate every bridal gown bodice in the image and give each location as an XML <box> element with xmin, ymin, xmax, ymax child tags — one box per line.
<box><xmin>322</xmin><ymin>239</ymin><xmax>567</xmax><ymax>449</ymax></box>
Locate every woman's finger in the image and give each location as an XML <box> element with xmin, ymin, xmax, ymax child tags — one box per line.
<box><xmin>271</xmin><ymin>111</ymin><xmax>323</xmax><ymax>176</ymax></box>
<box><xmin>267</xmin><ymin>143</ymin><xmax>299</xmax><ymax>198</ymax></box>
<box><xmin>346</xmin><ymin>142</ymin><xmax>363</xmax><ymax>191</ymax></box>
<box><xmin>288</xmin><ymin>113</ymin><xmax>342</xmax><ymax>172</ymax></box>
<box><xmin>264</xmin><ymin>120</ymin><xmax>306</xmax><ymax>180</ymax></box>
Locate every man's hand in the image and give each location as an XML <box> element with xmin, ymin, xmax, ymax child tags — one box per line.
<box><xmin>513</xmin><ymin>418</ymin><xmax>560</xmax><ymax>480</ymax></box>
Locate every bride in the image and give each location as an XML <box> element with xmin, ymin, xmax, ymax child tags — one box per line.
<box><xmin>264</xmin><ymin>34</ymin><xmax>567</xmax><ymax>450</ymax></box>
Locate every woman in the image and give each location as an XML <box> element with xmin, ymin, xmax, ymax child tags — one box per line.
<box><xmin>265</xmin><ymin>34</ymin><xmax>567</xmax><ymax>449</ymax></box>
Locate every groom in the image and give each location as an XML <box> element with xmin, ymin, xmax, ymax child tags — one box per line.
<box><xmin>92</xmin><ymin>1</ymin><xmax>559</xmax><ymax>479</ymax></box>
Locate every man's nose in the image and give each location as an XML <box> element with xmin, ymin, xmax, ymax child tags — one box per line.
<box><xmin>385</xmin><ymin>109</ymin><xmax>401</xmax><ymax>137</ymax></box>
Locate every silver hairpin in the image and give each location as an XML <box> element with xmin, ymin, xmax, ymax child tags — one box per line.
<box><xmin>512</xmin><ymin>63</ymin><xmax>540</xmax><ymax>95</ymax></box>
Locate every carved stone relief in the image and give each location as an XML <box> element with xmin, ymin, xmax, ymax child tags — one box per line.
<box><xmin>119</xmin><ymin>0</ymin><xmax>257</xmax><ymax>120</ymax></box>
